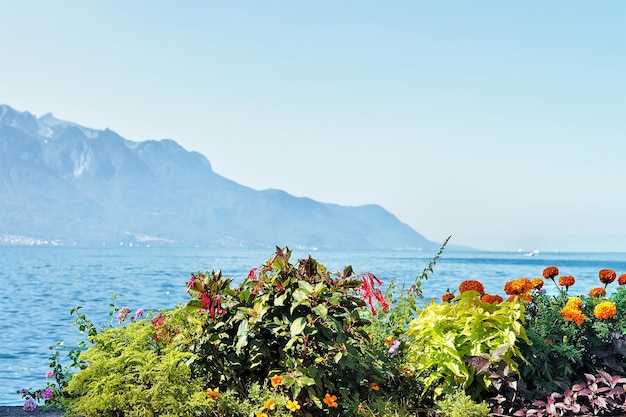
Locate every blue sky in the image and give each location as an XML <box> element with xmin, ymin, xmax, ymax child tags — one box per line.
<box><xmin>1</xmin><ymin>0</ymin><xmax>625</xmax><ymax>251</ymax></box>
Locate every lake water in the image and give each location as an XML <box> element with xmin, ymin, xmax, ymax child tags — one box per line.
<box><xmin>1</xmin><ymin>246</ymin><xmax>625</xmax><ymax>405</ymax></box>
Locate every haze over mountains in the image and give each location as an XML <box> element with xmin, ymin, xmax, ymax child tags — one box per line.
<box><xmin>0</xmin><ymin>104</ymin><xmax>441</xmax><ymax>250</ymax></box>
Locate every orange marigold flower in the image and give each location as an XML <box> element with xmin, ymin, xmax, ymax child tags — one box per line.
<box><xmin>369</xmin><ymin>382</ymin><xmax>380</xmax><ymax>391</ymax></box>
<box><xmin>589</xmin><ymin>287</ymin><xmax>606</xmax><ymax>297</ymax></box>
<box><xmin>481</xmin><ymin>294</ymin><xmax>503</xmax><ymax>304</ymax></box>
<box><xmin>256</xmin><ymin>412</ymin><xmax>268</xmax><ymax>417</ymax></box>
<box><xmin>441</xmin><ymin>292</ymin><xmax>455</xmax><ymax>302</ymax></box>
<box><xmin>263</xmin><ymin>399</ymin><xmax>275</xmax><ymax>411</ymax></box>
<box><xmin>531</xmin><ymin>278</ymin><xmax>544</xmax><ymax>290</ymax></box>
<box><xmin>558</xmin><ymin>275</ymin><xmax>575</xmax><ymax>287</ymax></box>
<box><xmin>270</xmin><ymin>375</ymin><xmax>283</xmax><ymax>387</ymax></box>
<box><xmin>323</xmin><ymin>393</ymin><xmax>338</xmax><ymax>408</ymax></box>
<box><xmin>599</xmin><ymin>269</ymin><xmax>617</xmax><ymax>284</ymax></box>
<box><xmin>543</xmin><ymin>266</ymin><xmax>559</xmax><ymax>279</ymax></box>
<box><xmin>619</xmin><ymin>274</ymin><xmax>626</xmax><ymax>286</ymax></box>
<box><xmin>561</xmin><ymin>306</ymin><xmax>586</xmax><ymax>326</ymax></box>
<box><xmin>504</xmin><ymin>278</ymin><xmax>533</xmax><ymax>295</ymax></box>
<box><xmin>594</xmin><ymin>301</ymin><xmax>617</xmax><ymax>319</ymax></box>
<box><xmin>205</xmin><ymin>387</ymin><xmax>219</xmax><ymax>400</ymax></box>
<box><xmin>566</xmin><ymin>297</ymin><xmax>583</xmax><ymax>309</ymax></box>
<box><xmin>459</xmin><ymin>280</ymin><xmax>485</xmax><ymax>295</ymax></box>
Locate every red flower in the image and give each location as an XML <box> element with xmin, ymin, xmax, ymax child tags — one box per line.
<box><xmin>458</xmin><ymin>280</ymin><xmax>485</xmax><ymax>296</ymax></box>
<box><xmin>589</xmin><ymin>287</ymin><xmax>606</xmax><ymax>297</ymax></box>
<box><xmin>619</xmin><ymin>274</ymin><xmax>626</xmax><ymax>286</ymax></box>
<box><xmin>543</xmin><ymin>266</ymin><xmax>559</xmax><ymax>279</ymax></box>
<box><xmin>599</xmin><ymin>269</ymin><xmax>617</xmax><ymax>284</ymax></box>
<box><xmin>558</xmin><ymin>276</ymin><xmax>575</xmax><ymax>288</ymax></box>
<box><xmin>357</xmin><ymin>272</ymin><xmax>389</xmax><ymax>316</ymax></box>
<box><xmin>441</xmin><ymin>292</ymin><xmax>455</xmax><ymax>302</ymax></box>
<box><xmin>482</xmin><ymin>294</ymin><xmax>503</xmax><ymax>304</ymax></box>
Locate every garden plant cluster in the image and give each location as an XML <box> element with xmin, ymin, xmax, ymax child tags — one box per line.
<box><xmin>20</xmin><ymin>243</ymin><xmax>626</xmax><ymax>416</ymax></box>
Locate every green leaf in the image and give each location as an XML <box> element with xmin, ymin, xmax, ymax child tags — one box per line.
<box><xmin>235</xmin><ymin>320</ymin><xmax>249</xmax><ymax>354</ymax></box>
<box><xmin>290</xmin><ymin>317</ymin><xmax>307</xmax><ymax>337</ymax></box>
<box><xmin>312</xmin><ymin>304</ymin><xmax>328</xmax><ymax>320</ymax></box>
<box><xmin>298</xmin><ymin>280</ymin><xmax>314</xmax><ymax>293</ymax></box>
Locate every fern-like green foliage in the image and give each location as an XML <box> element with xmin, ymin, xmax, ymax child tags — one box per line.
<box><xmin>64</xmin><ymin>313</ymin><xmax>211</xmax><ymax>417</ymax></box>
<box><xmin>406</xmin><ymin>291</ymin><xmax>529</xmax><ymax>399</ymax></box>
<box><xmin>436</xmin><ymin>391</ymin><xmax>490</xmax><ymax>417</ymax></box>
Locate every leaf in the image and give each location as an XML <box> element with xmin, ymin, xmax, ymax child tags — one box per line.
<box><xmin>312</xmin><ymin>304</ymin><xmax>328</xmax><ymax>320</ymax></box>
<box><xmin>235</xmin><ymin>320</ymin><xmax>249</xmax><ymax>354</ymax></box>
<box><xmin>290</xmin><ymin>317</ymin><xmax>308</xmax><ymax>337</ymax></box>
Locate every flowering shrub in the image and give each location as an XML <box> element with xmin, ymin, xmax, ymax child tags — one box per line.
<box><xmin>478</xmin><ymin>266</ymin><xmax>626</xmax><ymax>416</ymax></box>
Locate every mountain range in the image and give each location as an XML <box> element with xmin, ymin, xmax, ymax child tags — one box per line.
<box><xmin>0</xmin><ymin>104</ymin><xmax>441</xmax><ymax>250</ymax></box>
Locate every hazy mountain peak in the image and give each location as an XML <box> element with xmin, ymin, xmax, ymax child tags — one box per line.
<box><xmin>0</xmin><ymin>105</ymin><xmax>438</xmax><ymax>250</ymax></box>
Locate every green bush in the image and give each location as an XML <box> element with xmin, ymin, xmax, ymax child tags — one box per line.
<box><xmin>405</xmin><ymin>290</ymin><xmax>529</xmax><ymax>399</ymax></box>
<box><xmin>436</xmin><ymin>391</ymin><xmax>490</xmax><ymax>417</ymax></box>
<box><xmin>182</xmin><ymin>247</ymin><xmax>389</xmax><ymax>414</ymax></box>
<box><xmin>64</xmin><ymin>310</ymin><xmax>212</xmax><ymax>417</ymax></box>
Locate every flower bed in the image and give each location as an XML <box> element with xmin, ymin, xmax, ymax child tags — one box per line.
<box><xmin>18</xmin><ymin>242</ymin><xmax>626</xmax><ymax>416</ymax></box>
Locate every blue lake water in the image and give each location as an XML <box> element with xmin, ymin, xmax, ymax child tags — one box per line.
<box><xmin>1</xmin><ymin>246</ymin><xmax>625</xmax><ymax>405</ymax></box>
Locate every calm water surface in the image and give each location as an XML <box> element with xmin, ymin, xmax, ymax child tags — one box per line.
<box><xmin>1</xmin><ymin>246</ymin><xmax>625</xmax><ymax>405</ymax></box>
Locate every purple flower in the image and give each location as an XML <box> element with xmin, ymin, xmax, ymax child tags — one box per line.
<box><xmin>43</xmin><ymin>389</ymin><xmax>53</xmax><ymax>400</ymax></box>
<box><xmin>135</xmin><ymin>308</ymin><xmax>144</xmax><ymax>318</ymax></box>
<box><xmin>388</xmin><ymin>340</ymin><xmax>401</xmax><ymax>356</ymax></box>
<box><xmin>20</xmin><ymin>388</ymin><xmax>29</xmax><ymax>394</ymax></box>
<box><xmin>117</xmin><ymin>306</ymin><xmax>131</xmax><ymax>323</ymax></box>
<box><xmin>23</xmin><ymin>400</ymin><xmax>37</xmax><ymax>411</ymax></box>
<box><xmin>45</xmin><ymin>371</ymin><xmax>54</xmax><ymax>379</ymax></box>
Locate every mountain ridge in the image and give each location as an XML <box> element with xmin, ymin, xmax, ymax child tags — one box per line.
<box><xmin>0</xmin><ymin>104</ymin><xmax>441</xmax><ymax>250</ymax></box>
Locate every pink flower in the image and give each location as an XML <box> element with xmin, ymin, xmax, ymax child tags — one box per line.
<box><xmin>23</xmin><ymin>400</ymin><xmax>36</xmax><ymax>411</ymax></box>
<box><xmin>45</xmin><ymin>371</ymin><xmax>54</xmax><ymax>379</ymax></box>
<box><xmin>134</xmin><ymin>308</ymin><xmax>144</xmax><ymax>318</ymax></box>
<box><xmin>43</xmin><ymin>389</ymin><xmax>53</xmax><ymax>400</ymax></box>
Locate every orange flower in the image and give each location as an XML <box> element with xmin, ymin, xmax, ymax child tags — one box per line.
<box><xmin>561</xmin><ymin>306</ymin><xmax>586</xmax><ymax>326</ymax></box>
<box><xmin>369</xmin><ymin>382</ymin><xmax>380</xmax><ymax>391</ymax></box>
<box><xmin>458</xmin><ymin>280</ymin><xmax>485</xmax><ymax>295</ymax></box>
<box><xmin>270</xmin><ymin>375</ymin><xmax>283</xmax><ymax>387</ymax></box>
<box><xmin>589</xmin><ymin>287</ymin><xmax>606</xmax><ymax>297</ymax></box>
<box><xmin>599</xmin><ymin>269</ymin><xmax>617</xmax><ymax>284</ymax></box>
<box><xmin>256</xmin><ymin>412</ymin><xmax>268</xmax><ymax>417</ymax></box>
<box><xmin>531</xmin><ymin>278</ymin><xmax>544</xmax><ymax>290</ymax></box>
<box><xmin>441</xmin><ymin>292</ymin><xmax>455</xmax><ymax>302</ymax></box>
<box><xmin>263</xmin><ymin>399</ymin><xmax>275</xmax><ymax>411</ymax></box>
<box><xmin>481</xmin><ymin>294</ymin><xmax>503</xmax><ymax>304</ymax></box>
<box><xmin>566</xmin><ymin>297</ymin><xmax>583</xmax><ymax>309</ymax></box>
<box><xmin>594</xmin><ymin>301</ymin><xmax>617</xmax><ymax>319</ymax></box>
<box><xmin>619</xmin><ymin>274</ymin><xmax>626</xmax><ymax>286</ymax></box>
<box><xmin>205</xmin><ymin>387</ymin><xmax>219</xmax><ymax>400</ymax></box>
<box><xmin>543</xmin><ymin>266</ymin><xmax>559</xmax><ymax>279</ymax></box>
<box><xmin>504</xmin><ymin>278</ymin><xmax>533</xmax><ymax>295</ymax></box>
<box><xmin>323</xmin><ymin>393</ymin><xmax>338</xmax><ymax>408</ymax></box>
<box><xmin>558</xmin><ymin>276</ymin><xmax>575</xmax><ymax>287</ymax></box>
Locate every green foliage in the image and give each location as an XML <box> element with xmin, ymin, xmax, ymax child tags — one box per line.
<box><xmin>64</xmin><ymin>310</ymin><xmax>212</xmax><ymax>417</ymax></box>
<box><xmin>406</xmin><ymin>290</ymin><xmax>529</xmax><ymax>399</ymax></box>
<box><xmin>436</xmin><ymin>391</ymin><xmax>490</xmax><ymax>417</ymax></box>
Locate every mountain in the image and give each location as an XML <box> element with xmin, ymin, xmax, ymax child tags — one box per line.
<box><xmin>0</xmin><ymin>104</ymin><xmax>440</xmax><ymax>250</ymax></box>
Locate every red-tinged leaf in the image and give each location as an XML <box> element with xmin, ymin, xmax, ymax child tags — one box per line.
<box><xmin>571</xmin><ymin>383</ymin><xmax>586</xmax><ymax>391</ymax></box>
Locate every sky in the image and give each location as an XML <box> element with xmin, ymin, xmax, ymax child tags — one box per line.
<box><xmin>1</xmin><ymin>0</ymin><xmax>625</xmax><ymax>252</ymax></box>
